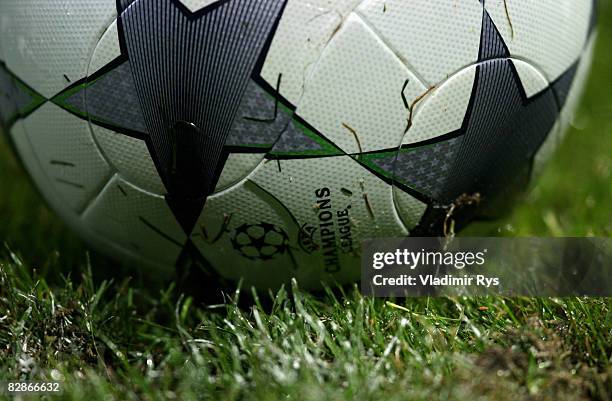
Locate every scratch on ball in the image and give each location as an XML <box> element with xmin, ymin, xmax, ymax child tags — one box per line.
<box><xmin>342</xmin><ymin>122</ymin><xmax>363</xmax><ymax>155</ymax></box>
<box><xmin>363</xmin><ymin>193</ymin><xmax>375</xmax><ymax>219</ymax></box>
<box><xmin>402</xmin><ymin>82</ymin><xmax>436</xmax><ymax>134</ymax></box>
<box><xmin>503</xmin><ymin>0</ymin><xmax>515</xmax><ymax>40</ymax></box>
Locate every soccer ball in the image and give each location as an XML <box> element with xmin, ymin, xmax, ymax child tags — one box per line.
<box><xmin>0</xmin><ymin>0</ymin><xmax>596</xmax><ymax>289</ymax></box>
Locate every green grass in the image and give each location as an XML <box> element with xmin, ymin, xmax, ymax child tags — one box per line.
<box><xmin>0</xmin><ymin>269</ymin><xmax>610</xmax><ymax>401</ymax></box>
<box><xmin>1</xmin><ymin>5</ymin><xmax>611</xmax><ymax>400</ymax></box>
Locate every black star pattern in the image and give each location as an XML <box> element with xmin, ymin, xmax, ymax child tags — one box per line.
<box><xmin>52</xmin><ymin>0</ymin><xmax>290</xmax><ymax>237</ymax></box>
<box><xmin>360</xmin><ymin>6</ymin><xmax>588</xmax><ymax>234</ymax></box>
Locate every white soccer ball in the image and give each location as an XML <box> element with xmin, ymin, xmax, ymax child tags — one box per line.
<box><xmin>0</xmin><ymin>0</ymin><xmax>596</xmax><ymax>289</ymax></box>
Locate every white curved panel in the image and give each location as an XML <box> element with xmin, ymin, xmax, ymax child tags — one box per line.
<box><xmin>357</xmin><ymin>0</ymin><xmax>484</xmax><ymax>86</ymax></box>
<box><xmin>82</xmin><ymin>175</ymin><xmax>186</xmax><ymax>266</ymax></box>
<box><xmin>297</xmin><ymin>14</ymin><xmax>427</xmax><ymax>153</ymax></box>
<box><xmin>21</xmin><ymin>103</ymin><xmax>111</xmax><ymax>212</ymax></box>
<box><xmin>261</xmin><ymin>0</ymin><xmax>363</xmax><ymax>105</ymax></box>
<box><xmin>93</xmin><ymin>125</ymin><xmax>166</xmax><ymax>195</ymax></box>
<box><xmin>88</xmin><ymin>20</ymin><xmax>121</xmax><ymax>76</ymax></box>
<box><xmin>402</xmin><ymin>66</ymin><xmax>476</xmax><ymax>145</ymax></box>
<box><xmin>177</xmin><ymin>0</ymin><xmax>222</xmax><ymax>13</ymax></box>
<box><xmin>0</xmin><ymin>0</ymin><xmax>116</xmax><ymax>98</ymax></box>
<box><xmin>485</xmin><ymin>0</ymin><xmax>592</xmax><ymax>82</ymax></box>
<box><xmin>513</xmin><ymin>60</ymin><xmax>550</xmax><ymax>98</ymax></box>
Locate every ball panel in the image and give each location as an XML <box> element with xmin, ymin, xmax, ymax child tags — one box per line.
<box><xmin>194</xmin><ymin>154</ymin><xmax>414</xmax><ymax>288</ymax></box>
<box><xmin>261</xmin><ymin>0</ymin><xmax>362</xmax><ymax>104</ymax></box>
<box><xmin>297</xmin><ymin>14</ymin><xmax>427</xmax><ymax>154</ymax></box>
<box><xmin>513</xmin><ymin>59</ymin><xmax>550</xmax><ymax>98</ymax></box>
<box><xmin>225</xmin><ymin>79</ymin><xmax>291</xmax><ymax>150</ymax></box>
<box><xmin>193</xmin><ymin>180</ymin><xmax>302</xmax><ymax>289</ymax></box>
<box><xmin>82</xmin><ymin>174</ymin><xmax>186</xmax><ymax>268</ymax></box>
<box><xmin>0</xmin><ymin>63</ymin><xmax>47</xmax><ymax>129</ymax></box>
<box><xmin>356</xmin><ymin>0</ymin><xmax>484</xmax><ymax>86</ymax></box>
<box><xmin>0</xmin><ymin>0</ymin><xmax>116</xmax><ymax>98</ymax></box>
<box><xmin>214</xmin><ymin>153</ymin><xmax>265</xmax><ymax>193</ymax></box>
<box><xmin>252</xmin><ymin>155</ymin><xmax>408</xmax><ymax>237</ymax></box>
<box><xmin>88</xmin><ymin>19</ymin><xmax>121</xmax><ymax>76</ymax></box>
<box><xmin>401</xmin><ymin>66</ymin><xmax>476</xmax><ymax>146</ymax></box>
<box><xmin>10</xmin><ymin>121</ymin><xmax>71</xmax><ymax>219</ymax></box>
<box><xmin>485</xmin><ymin>0</ymin><xmax>592</xmax><ymax>82</ymax></box>
<box><xmin>175</xmin><ymin>0</ymin><xmax>223</xmax><ymax>13</ymax></box>
<box><xmin>20</xmin><ymin>103</ymin><xmax>111</xmax><ymax>212</ymax></box>
<box><xmin>391</xmin><ymin>58</ymin><xmax>555</xmax><ymax>207</ymax></box>
<box><xmin>92</xmin><ymin>125</ymin><xmax>166</xmax><ymax>195</ymax></box>
<box><xmin>12</xmin><ymin>119</ymin><xmax>177</xmax><ymax>276</ymax></box>
<box><xmin>10</xmin><ymin>120</ymin><xmax>87</xmax><ymax>236</ymax></box>
<box><xmin>85</xmin><ymin>61</ymin><xmax>148</xmax><ymax>134</ymax></box>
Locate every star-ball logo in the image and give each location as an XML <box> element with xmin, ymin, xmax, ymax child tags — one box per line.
<box><xmin>231</xmin><ymin>223</ymin><xmax>290</xmax><ymax>261</ymax></box>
